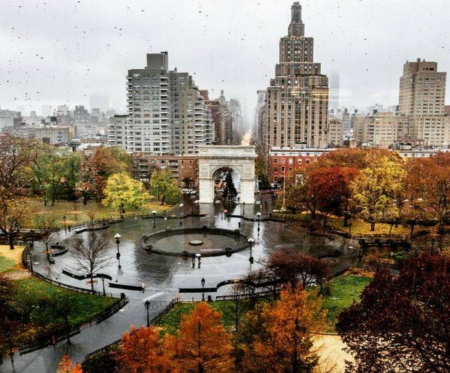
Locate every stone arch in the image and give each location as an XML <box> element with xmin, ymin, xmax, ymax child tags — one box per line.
<box><xmin>197</xmin><ymin>146</ymin><xmax>257</xmax><ymax>204</ymax></box>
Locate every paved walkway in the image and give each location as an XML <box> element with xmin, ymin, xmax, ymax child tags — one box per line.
<box><xmin>0</xmin><ymin>202</ymin><xmax>351</xmax><ymax>373</ymax></box>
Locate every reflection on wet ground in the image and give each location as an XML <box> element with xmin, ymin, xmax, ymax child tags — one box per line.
<box><xmin>31</xmin><ymin>200</ymin><xmax>357</xmax><ymax>299</ymax></box>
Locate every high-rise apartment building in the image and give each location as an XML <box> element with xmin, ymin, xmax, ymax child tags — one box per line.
<box><xmin>264</xmin><ymin>2</ymin><xmax>329</xmax><ymax>149</ymax></box>
<box><xmin>109</xmin><ymin>52</ymin><xmax>213</xmax><ymax>155</ymax></box>
<box><xmin>398</xmin><ymin>58</ymin><xmax>448</xmax><ymax>145</ymax></box>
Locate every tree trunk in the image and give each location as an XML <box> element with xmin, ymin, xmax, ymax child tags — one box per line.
<box><xmin>8</xmin><ymin>234</ymin><xmax>15</xmax><ymax>250</ymax></box>
<box><xmin>83</xmin><ymin>194</ymin><xmax>88</xmax><ymax>205</ymax></box>
<box><xmin>370</xmin><ymin>222</ymin><xmax>375</xmax><ymax>231</ymax></box>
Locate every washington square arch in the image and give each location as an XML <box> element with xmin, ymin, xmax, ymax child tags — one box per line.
<box><xmin>197</xmin><ymin>145</ymin><xmax>257</xmax><ymax>204</ymax></box>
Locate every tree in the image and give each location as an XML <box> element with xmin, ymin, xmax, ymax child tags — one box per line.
<box><xmin>72</xmin><ymin>232</ymin><xmax>111</xmax><ymax>293</ymax></box>
<box><xmin>283</xmin><ymin>168</ymin><xmax>317</xmax><ymax>217</ymax></box>
<box><xmin>0</xmin><ymin>195</ymin><xmax>31</xmax><ymax>249</ymax></box>
<box><xmin>30</xmin><ymin>146</ymin><xmax>80</xmax><ymax>205</ymax></box>
<box><xmin>222</xmin><ymin>171</ymin><xmax>238</xmax><ymax>204</ymax></box>
<box><xmin>337</xmin><ymin>253</ymin><xmax>450</xmax><ymax>373</ymax></box>
<box><xmin>308</xmin><ymin>166</ymin><xmax>359</xmax><ymax>227</ymax></box>
<box><xmin>166</xmin><ymin>302</ymin><xmax>233</xmax><ymax>373</ymax></box>
<box><xmin>351</xmin><ymin>156</ymin><xmax>405</xmax><ymax>231</ymax></box>
<box><xmin>102</xmin><ymin>172</ymin><xmax>147</xmax><ymax>212</ymax></box>
<box><xmin>76</xmin><ymin>146</ymin><xmax>133</xmax><ymax>204</ymax></box>
<box><xmin>57</xmin><ymin>355</ymin><xmax>83</xmax><ymax>373</ymax></box>
<box><xmin>0</xmin><ymin>134</ymin><xmax>37</xmax><ymax>194</ymax></box>
<box><xmin>46</xmin><ymin>293</ymin><xmax>78</xmax><ymax>345</ymax></box>
<box><xmin>34</xmin><ymin>214</ymin><xmax>61</xmax><ymax>255</ymax></box>
<box><xmin>115</xmin><ymin>325</ymin><xmax>170</xmax><ymax>373</ymax></box>
<box><xmin>241</xmin><ymin>249</ymin><xmax>329</xmax><ymax>298</ymax></box>
<box><xmin>241</xmin><ymin>285</ymin><xmax>326</xmax><ymax>373</ymax></box>
<box><xmin>149</xmin><ymin>168</ymin><xmax>182</xmax><ymax>205</ymax></box>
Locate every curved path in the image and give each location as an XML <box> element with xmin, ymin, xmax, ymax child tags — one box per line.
<box><xmin>1</xmin><ymin>202</ymin><xmax>353</xmax><ymax>373</ymax></box>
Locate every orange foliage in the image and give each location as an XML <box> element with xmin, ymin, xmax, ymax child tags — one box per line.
<box><xmin>242</xmin><ymin>285</ymin><xmax>326</xmax><ymax>373</ymax></box>
<box><xmin>166</xmin><ymin>302</ymin><xmax>233</xmax><ymax>373</ymax></box>
<box><xmin>57</xmin><ymin>355</ymin><xmax>82</xmax><ymax>373</ymax></box>
<box><xmin>115</xmin><ymin>325</ymin><xmax>170</xmax><ymax>373</ymax></box>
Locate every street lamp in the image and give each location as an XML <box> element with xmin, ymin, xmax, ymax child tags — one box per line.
<box><xmin>152</xmin><ymin>210</ymin><xmax>157</xmax><ymax>228</ymax></box>
<box><xmin>248</xmin><ymin>238</ymin><xmax>255</xmax><ymax>264</ymax></box>
<box><xmin>145</xmin><ymin>300</ymin><xmax>150</xmax><ymax>327</ymax></box>
<box><xmin>192</xmin><ymin>200</ymin><xmax>199</xmax><ymax>215</ymax></box>
<box><xmin>114</xmin><ymin>233</ymin><xmax>121</xmax><ymax>270</ymax></box>
<box><xmin>256</xmin><ymin>212</ymin><xmax>261</xmax><ymax>232</ymax></box>
<box><xmin>101</xmin><ymin>276</ymin><xmax>106</xmax><ymax>296</ymax></box>
<box><xmin>63</xmin><ymin>215</ymin><xmax>67</xmax><ymax>233</ymax></box>
<box><xmin>242</xmin><ymin>201</ymin><xmax>246</xmax><ymax>216</ymax></box>
<box><xmin>201</xmin><ymin>277</ymin><xmax>205</xmax><ymax>301</ymax></box>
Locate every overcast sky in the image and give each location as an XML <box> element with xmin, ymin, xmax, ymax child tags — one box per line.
<box><xmin>1</xmin><ymin>0</ymin><xmax>449</xmax><ymax>123</ymax></box>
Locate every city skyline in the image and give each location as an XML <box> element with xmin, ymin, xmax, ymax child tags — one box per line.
<box><xmin>1</xmin><ymin>0</ymin><xmax>449</xmax><ymax>121</ymax></box>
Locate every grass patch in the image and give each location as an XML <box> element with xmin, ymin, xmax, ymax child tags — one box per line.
<box><xmin>24</xmin><ymin>199</ymin><xmax>173</xmax><ymax>228</ymax></box>
<box><xmin>321</xmin><ymin>274</ymin><xmax>371</xmax><ymax>331</ymax></box>
<box><xmin>13</xmin><ymin>277</ymin><xmax>117</xmax><ymax>326</ymax></box>
<box><xmin>157</xmin><ymin>276</ymin><xmax>371</xmax><ymax>335</ymax></box>
<box><xmin>0</xmin><ymin>255</ymin><xmax>16</xmax><ymax>272</ymax></box>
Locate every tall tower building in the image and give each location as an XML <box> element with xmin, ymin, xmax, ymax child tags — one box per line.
<box><xmin>265</xmin><ymin>2</ymin><xmax>329</xmax><ymax>149</ymax></box>
<box><xmin>109</xmin><ymin>52</ymin><xmax>213</xmax><ymax>155</ymax></box>
<box><xmin>398</xmin><ymin>58</ymin><xmax>447</xmax><ymax>145</ymax></box>
<box><xmin>399</xmin><ymin>59</ymin><xmax>446</xmax><ymax>117</ymax></box>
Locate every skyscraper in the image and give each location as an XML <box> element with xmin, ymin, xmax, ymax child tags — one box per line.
<box><xmin>109</xmin><ymin>52</ymin><xmax>213</xmax><ymax>155</ymax></box>
<box><xmin>398</xmin><ymin>58</ymin><xmax>448</xmax><ymax>145</ymax></box>
<box><xmin>264</xmin><ymin>2</ymin><xmax>329</xmax><ymax>149</ymax></box>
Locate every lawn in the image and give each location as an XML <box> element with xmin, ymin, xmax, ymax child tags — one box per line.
<box><xmin>321</xmin><ymin>274</ymin><xmax>372</xmax><ymax>330</ymax></box>
<box><xmin>156</xmin><ymin>274</ymin><xmax>371</xmax><ymax>334</ymax></box>
<box><xmin>0</xmin><ymin>255</ymin><xmax>16</xmax><ymax>272</ymax></box>
<box><xmin>24</xmin><ymin>199</ymin><xmax>173</xmax><ymax>228</ymax></box>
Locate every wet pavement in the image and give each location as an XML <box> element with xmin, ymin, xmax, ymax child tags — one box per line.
<box><xmin>1</xmin><ymin>200</ymin><xmax>356</xmax><ymax>373</ymax></box>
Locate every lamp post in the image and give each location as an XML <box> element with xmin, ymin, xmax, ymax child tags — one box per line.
<box><xmin>145</xmin><ymin>300</ymin><xmax>150</xmax><ymax>327</ymax></box>
<box><xmin>152</xmin><ymin>210</ymin><xmax>157</xmax><ymax>228</ymax></box>
<box><xmin>242</xmin><ymin>201</ymin><xmax>246</xmax><ymax>216</ymax></box>
<box><xmin>101</xmin><ymin>276</ymin><xmax>106</xmax><ymax>296</ymax></box>
<box><xmin>192</xmin><ymin>200</ymin><xmax>199</xmax><ymax>216</ymax></box>
<box><xmin>63</xmin><ymin>215</ymin><xmax>67</xmax><ymax>233</ymax></box>
<box><xmin>114</xmin><ymin>233</ymin><xmax>121</xmax><ymax>270</ymax></box>
<box><xmin>247</xmin><ymin>237</ymin><xmax>254</xmax><ymax>264</ymax></box>
<box><xmin>201</xmin><ymin>277</ymin><xmax>205</xmax><ymax>301</ymax></box>
<box><xmin>256</xmin><ymin>212</ymin><xmax>261</xmax><ymax>232</ymax></box>
<box><xmin>28</xmin><ymin>250</ymin><xmax>33</xmax><ymax>273</ymax></box>
<box><xmin>5</xmin><ymin>323</ymin><xmax>15</xmax><ymax>371</ymax></box>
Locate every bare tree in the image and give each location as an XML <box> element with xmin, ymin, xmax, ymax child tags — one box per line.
<box><xmin>34</xmin><ymin>214</ymin><xmax>61</xmax><ymax>262</ymax></box>
<box><xmin>72</xmin><ymin>232</ymin><xmax>112</xmax><ymax>293</ymax></box>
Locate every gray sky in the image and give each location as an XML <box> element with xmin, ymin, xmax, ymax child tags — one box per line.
<box><xmin>1</xmin><ymin>0</ymin><xmax>449</xmax><ymax>123</ymax></box>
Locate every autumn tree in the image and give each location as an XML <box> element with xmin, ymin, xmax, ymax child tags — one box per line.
<box><xmin>72</xmin><ymin>232</ymin><xmax>111</xmax><ymax>293</ymax></box>
<box><xmin>241</xmin><ymin>285</ymin><xmax>326</xmax><ymax>373</ymax></box>
<box><xmin>351</xmin><ymin>156</ymin><xmax>405</xmax><ymax>231</ymax></box>
<box><xmin>115</xmin><ymin>325</ymin><xmax>170</xmax><ymax>373</ymax></box>
<box><xmin>149</xmin><ymin>168</ymin><xmax>182</xmax><ymax>205</ymax></box>
<box><xmin>30</xmin><ymin>146</ymin><xmax>80</xmax><ymax>205</ymax></box>
<box><xmin>76</xmin><ymin>146</ymin><xmax>133</xmax><ymax>204</ymax></box>
<box><xmin>0</xmin><ymin>134</ymin><xmax>37</xmax><ymax>194</ymax></box>
<box><xmin>166</xmin><ymin>302</ymin><xmax>233</xmax><ymax>373</ymax></box>
<box><xmin>102</xmin><ymin>172</ymin><xmax>147</xmax><ymax>212</ymax></box>
<box><xmin>57</xmin><ymin>355</ymin><xmax>83</xmax><ymax>373</ymax></box>
<box><xmin>337</xmin><ymin>253</ymin><xmax>450</xmax><ymax>373</ymax></box>
<box><xmin>241</xmin><ymin>249</ymin><xmax>328</xmax><ymax>298</ymax></box>
<box><xmin>282</xmin><ymin>168</ymin><xmax>318</xmax><ymax>217</ymax></box>
<box><xmin>308</xmin><ymin>166</ymin><xmax>359</xmax><ymax>227</ymax></box>
<box><xmin>0</xmin><ymin>195</ymin><xmax>31</xmax><ymax>249</ymax></box>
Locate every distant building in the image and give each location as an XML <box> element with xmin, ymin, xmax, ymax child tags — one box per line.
<box><xmin>5</xmin><ymin>125</ymin><xmax>74</xmax><ymax>144</ymax></box>
<box><xmin>132</xmin><ymin>153</ymin><xmax>198</xmax><ymax>187</ymax></box>
<box><xmin>264</xmin><ymin>2</ymin><xmax>329</xmax><ymax>150</ymax></box>
<box><xmin>398</xmin><ymin>58</ymin><xmax>448</xmax><ymax>146</ymax></box>
<box><xmin>0</xmin><ymin>110</ymin><xmax>21</xmax><ymax>129</ymax></box>
<box><xmin>109</xmin><ymin>52</ymin><xmax>213</xmax><ymax>155</ymax></box>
